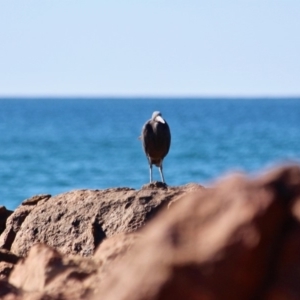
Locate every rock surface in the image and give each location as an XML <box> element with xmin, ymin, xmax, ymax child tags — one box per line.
<box><xmin>0</xmin><ymin>206</ymin><xmax>35</xmax><ymax>251</ymax></box>
<box><xmin>6</xmin><ymin>233</ymin><xmax>140</xmax><ymax>299</ymax></box>
<box><xmin>0</xmin><ymin>248</ymin><xmax>19</xmax><ymax>282</ymax></box>
<box><xmin>90</xmin><ymin>166</ymin><xmax>300</xmax><ymax>300</ymax></box>
<box><xmin>2</xmin><ymin>183</ymin><xmax>202</xmax><ymax>258</ymax></box>
<box><xmin>1</xmin><ymin>166</ymin><xmax>300</xmax><ymax>300</ymax></box>
<box><xmin>0</xmin><ymin>249</ymin><xmax>19</xmax><ymax>265</ymax></box>
<box><xmin>0</xmin><ymin>262</ymin><xmax>14</xmax><ymax>281</ymax></box>
<box><xmin>21</xmin><ymin>194</ymin><xmax>52</xmax><ymax>206</ymax></box>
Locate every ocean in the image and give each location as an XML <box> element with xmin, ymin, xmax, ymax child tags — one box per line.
<box><xmin>0</xmin><ymin>98</ymin><xmax>299</xmax><ymax>210</ymax></box>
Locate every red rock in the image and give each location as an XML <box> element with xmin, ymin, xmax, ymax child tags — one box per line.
<box><xmin>0</xmin><ymin>249</ymin><xmax>19</xmax><ymax>284</ymax></box>
<box><xmin>0</xmin><ymin>262</ymin><xmax>14</xmax><ymax>281</ymax></box>
<box><xmin>3</xmin><ymin>166</ymin><xmax>300</xmax><ymax>300</ymax></box>
<box><xmin>92</xmin><ymin>233</ymin><xmax>141</xmax><ymax>283</ymax></box>
<box><xmin>9</xmin><ymin>243</ymin><xmax>97</xmax><ymax>298</ymax></box>
<box><xmin>0</xmin><ymin>249</ymin><xmax>19</xmax><ymax>264</ymax></box>
<box><xmin>0</xmin><ymin>279</ymin><xmax>19</xmax><ymax>298</ymax></box>
<box><xmin>21</xmin><ymin>194</ymin><xmax>51</xmax><ymax>206</ymax></box>
<box><xmin>7</xmin><ymin>235</ymin><xmax>139</xmax><ymax>300</ymax></box>
<box><xmin>92</xmin><ymin>166</ymin><xmax>300</xmax><ymax>300</ymax></box>
<box><xmin>94</xmin><ymin>233</ymin><xmax>140</xmax><ymax>263</ymax></box>
<box><xmin>8</xmin><ymin>184</ymin><xmax>199</xmax><ymax>257</ymax></box>
<box><xmin>264</xmin><ymin>203</ymin><xmax>300</xmax><ymax>299</ymax></box>
<box><xmin>0</xmin><ymin>206</ymin><xmax>34</xmax><ymax>250</ymax></box>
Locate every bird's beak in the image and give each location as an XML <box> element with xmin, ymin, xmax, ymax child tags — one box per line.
<box><xmin>156</xmin><ymin>116</ymin><xmax>165</xmax><ymax>124</ymax></box>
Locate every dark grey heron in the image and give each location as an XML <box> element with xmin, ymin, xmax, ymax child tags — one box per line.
<box><xmin>141</xmin><ymin>111</ymin><xmax>171</xmax><ymax>183</ymax></box>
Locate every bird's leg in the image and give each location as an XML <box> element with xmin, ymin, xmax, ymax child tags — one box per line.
<box><xmin>159</xmin><ymin>164</ymin><xmax>165</xmax><ymax>183</ymax></box>
<box><xmin>149</xmin><ymin>164</ymin><xmax>153</xmax><ymax>183</ymax></box>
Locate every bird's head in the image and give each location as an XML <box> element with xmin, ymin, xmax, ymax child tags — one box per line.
<box><xmin>152</xmin><ymin>111</ymin><xmax>165</xmax><ymax>124</ymax></box>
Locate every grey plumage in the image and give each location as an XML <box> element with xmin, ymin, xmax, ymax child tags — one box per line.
<box><xmin>141</xmin><ymin>111</ymin><xmax>171</xmax><ymax>183</ymax></box>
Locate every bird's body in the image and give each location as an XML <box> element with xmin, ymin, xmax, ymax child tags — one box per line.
<box><xmin>141</xmin><ymin>111</ymin><xmax>171</xmax><ymax>183</ymax></box>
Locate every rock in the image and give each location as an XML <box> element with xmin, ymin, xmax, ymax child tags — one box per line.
<box><xmin>93</xmin><ymin>233</ymin><xmax>141</xmax><ymax>282</ymax></box>
<box><xmin>0</xmin><ymin>206</ymin><xmax>34</xmax><ymax>250</ymax></box>
<box><xmin>263</xmin><ymin>224</ymin><xmax>300</xmax><ymax>300</ymax></box>
<box><xmin>9</xmin><ymin>243</ymin><xmax>97</xmax><ymax>297</ymax></box>
<box><xmin>8</xmin><ymin>235</ymin><xmax>139</xmax><ymax>300</ymax></box>
<box><xmin>21</xmin><ymin>194</ymin><xmax>51</xmax><ymax>206</ymax></box>
<box><xmin>8</xmin><ymin>185</ymin><xmax>197</xmax><ymax>257</ymax></box>
<box><xmin>0</xmin><ymin>206</ymin><xmax>13</xmax><ymax>236</ymax></box>
<box><xmin>141</xmin><ymin>181</ymin><xmax>168</xmax><ymax>189</ymax></box>
<box><xmin>94</xmin><ymin>233</ymin><xmax>140</xmax><ymax>263</ymax></box>
<box><xmin>3</xmin><ymin>165</ymin><xmax>300</xmax><ymax>300</ymax></box>
<box><xmin>263</xmin><ymin>167</ymin><xmax>300</xmax><ymax>299</ymax></box>
<box><xmin>0</xmin><ymin>280</ymin><xmax>19</xmax><ymax>298</ymax></box>
<box><xmin>0</xmin><ymin>249</ymin><xmax>19</xmax><ymax>283</ymax></box>
<box><xmin>0</xmin><ymin>249</ymin><xmax>19</xmax><ymax>264</ymax></box>
<box><xmin>0</xmin><ymin>262</ymin><xmax>14</xmax><ymax>281</ymax></box>
<box><xmin>91</xmin><ymin>166</ymin><xmax>300</xmax><ymax>300</ymax></box>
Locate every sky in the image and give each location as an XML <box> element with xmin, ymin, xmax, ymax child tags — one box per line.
<box><xmin>0</xmin><ymin>1</ymin><xmax>299</xmax><ymax>97</ymax></box>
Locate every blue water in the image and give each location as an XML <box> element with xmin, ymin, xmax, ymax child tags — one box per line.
<box><xmin>0</xmin><ymin>98</ymin><xmax>299</xmax><ymax>210</ymax></box>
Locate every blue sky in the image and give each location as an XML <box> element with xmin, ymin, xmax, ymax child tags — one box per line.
<box><xmin>0</xmin><ymin>1</ymin><xmax>299</xmax><ymax>97</ymax></box>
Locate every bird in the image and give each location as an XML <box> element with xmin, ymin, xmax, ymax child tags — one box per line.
<box><xmin>140</xmin><ymin>111</ymin><xmax>171</xmax><ymax>183</ymax></box>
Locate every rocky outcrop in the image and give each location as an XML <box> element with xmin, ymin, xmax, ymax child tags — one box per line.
<box><xmin>0</xmin><ymin>206</ymin><xmax>35</xmax><ymax>251</ymax></box>
<box><xmin>1</xmin><ymin>182</ymin><xmax>201</xmax><ymax>258</ymax></box>
<box><xmin>94</xmin><ymin>166</ymin><xmax>300</xmax><ymax>300</ymax></box>
<box><xmin>0</xmin><ymin>249</ymin><xmax>19</xmax><ymax>282</ymax></box>
<box><xmin>1</xmin><ymin>166</ymin><xmax>300</xmax><ymax>300</ymax></box>
<box><xmin>5</xmin><ymin>233</ymin><xmax>140</xmax><ymax>299</ymax></box>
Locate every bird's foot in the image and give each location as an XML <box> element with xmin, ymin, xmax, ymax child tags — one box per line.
<box><xmin>142</xmin><ymin>181</ymin><xmax>168</xmax><ymax>189</ymax></box>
